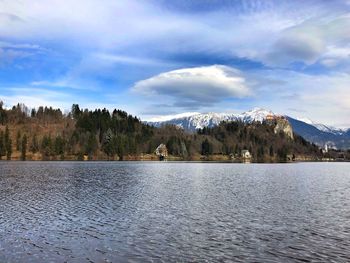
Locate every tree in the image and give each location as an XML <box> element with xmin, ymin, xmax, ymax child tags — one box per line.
<box><xmin>0</xmin><ymin>131</ymin><xmax>5</xmax><ymax>159</ymax></box>
<box><xmin>85</xmin><ymin>133</ymin><xmax>98</xmax><ymax>157</ymax></box>
<box><xmin>54</xmin><ymin>135</ymin><xmax>65</xmax><ymax>156</ymax></box>
<box><xmin>71</xmin><ymin>104</ymin><xmax>81</xmax><ymax>119</ymax></box>
<box><xmin>6</xmin><ymin>138</ymin><xmax>12</xmax><ymax>160</ymax></box>
<box><xmin>269</xmin><ymin>145</ymin><xmax>274</xmax><ymax>157</ymax></box>
<box><xmin>30</xmin><ymin>135</ymin><xmax>39</xmax><ymax>153</ymax></box>
<box><xmin>16</xmin><ymin>130</ymin><xmax>21</xmax><ymax>151</ymax></box>
<box><xmin>41</xmin><ymin>135</ymin><xmax>52</xmax><ymax>158</ymax></box>
<box><xmin>21</xmin><ymin>134</ymin><xmax>27</xmax><ymax>161</ymax></box>
<box><xmin>277</xmin><ymin>145</ymin><xmax>288</xmax><ymax>161</ymax></box>
<box><xmin>5</xmin><ymin>126</ymin><xmax>12</xmax><ymax>160</ymax></box>
<box><xmin>201</xmin><ymin>138</ymin><xmax>212</xmax><ymax>156</ymax></box>
<box><xmin>31</xmin><ymin>108</ymin><xmax>36</xmax><ymax>118</ymax></box>
<box><xmin>102</xmin><ymin>129</ymin><xmax>115</xmax><ymax>158</ymax></box>
<box><xmin>257</xmin><ymin>146</ymin><xmax>265</xmax><ymax>162</ymax></box>
<box><xmin>0</xmin><ymin>100</ymin><xmax>8</xmax><ymax>125</ymax></box>
<box><xmin>115</xmin><ymin>135</ymin><xmax>125</xmax><ymax>160</ymax></box>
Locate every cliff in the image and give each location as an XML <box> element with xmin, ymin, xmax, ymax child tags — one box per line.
<box><xmin>274</xmin><ymin>118</ymin><xmax>294</xmax><ymax>140</ymax></box>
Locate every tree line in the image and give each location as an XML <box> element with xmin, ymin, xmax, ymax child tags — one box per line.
<box><xmin>0</xmin><ymin>101</ymin><xmax>333</xmax><ymax>161</ymax></box>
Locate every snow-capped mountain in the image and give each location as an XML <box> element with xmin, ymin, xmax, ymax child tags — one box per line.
<box><xmin>147</xmin><ymin>108</ymin><xmax>274</xmax><ymax>131</ymax></box>
<box><xmin>146</xmin><ymin>108</ymin><xmax>350</xmax><ymax>149</ymax></box>
<box><xmin>295</xmin><ymin>117</ymin><xmax>345</xmax><ymax>135</ymax></box>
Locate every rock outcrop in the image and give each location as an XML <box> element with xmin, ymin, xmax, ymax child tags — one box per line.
<box><xmin>155</xmin><ymin>144</ymin><xmax>168</xmax><ymax>159</ymax></box>
<box><xmin>274</xmin><ymin>117</ymin><xmax>294</xmax><ymax>140</ymax></box>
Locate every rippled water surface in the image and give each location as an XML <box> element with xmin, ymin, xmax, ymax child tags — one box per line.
<box><xmin>1</xmin><ymin>162</ymin><xmax>350</xmax><ymax>262</ymax></box>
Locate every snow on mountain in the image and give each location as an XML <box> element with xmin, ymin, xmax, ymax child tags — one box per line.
<box><xmin>146</xmin><ymin>108</ymin><xmax>350</xmax><ymax>149</ymax></box>
<box><xmin>147</xmin><ymin>108</ymin><xmax>275</xmax><ymax>131</ymax></box>
<box><xmin>147</xmin><ymin>112</ymin><xmax>200</xmax><ymax>123</ymax></box>
<box><xmin>296</xmin><ymin>117</ymin><xmax>345</xmax><ymax>135</ymax></box>
<box><xmin>237</xmin><ymin>108</ymin><xmax>274</xmax><ymax>123</ymax></box>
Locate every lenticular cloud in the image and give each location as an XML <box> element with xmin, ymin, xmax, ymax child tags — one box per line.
<box><xmin>132</xmin><ymin>65</ymin><xmax>252</xmax><ymax>105</ymax></box>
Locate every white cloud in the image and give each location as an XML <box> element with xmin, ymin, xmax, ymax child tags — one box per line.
<box><xmin>0</xmin><ymin>87</ymin><xmax>71</xmax><ymax>109</ymax></box>
<box><xmin>249</xmin><ymin>70</ymin><xmax>350</xmax><ymax>128</ymax></box>
<box><xmin>93</xmin><ymin>53</ymin><xmax>175</xmax><ymax>67</ymax></box>
<box><xmin>264</xmin><ymin>14</ymin><xmax>350</xmax><ymax>66</ymax></box>
<box><xmin>319</xmin><ymin>45</ymin><xmax>350</xmax><ymax>67</ymax></box>
<box><xmin>132</xmin><ymin>65</ymin><xmax>252</xmax><ymax>108</ymax></box>
<box><xmin>0</xmin><ymin>0</ymin><xmax>347</xmax><ymax>67</ymax></box>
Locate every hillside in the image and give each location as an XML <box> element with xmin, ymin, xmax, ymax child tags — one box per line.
<box><xmin>0</xmin><ymin>102</ymin><xmax>346</xmax><ymax>162</ymax></box>
<box><xmin>286</xmin><ymin>117</ymin><xmax>350</xmax><ymax>149</ymax></box>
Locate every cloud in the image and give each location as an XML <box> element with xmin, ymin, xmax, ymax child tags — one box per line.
<box><xmin>248</xmin><ymin>69</ymin><xmax>350</xmax><ymax>128</ymax></box>
<box><xmin>132</xmin><ymin>65</ymin><xmax>252</xmax><ymax>109</ymax></box>
<box><xmin>319</xmin><ymin>45</ymin><xmax>350</xmax><ymax>67</ymax></box>
<box><xmin>0</xmin><ymin>41</ymin><xmax>46</xmax><ymax>65</ymax></box>
<box><xmin>0</xmin><ymin>87</ymin><xmax>72</xmax><ymax>109</ymax></box>
<box><xmin>0</xmin><ymin>0</ymin><xmax>349</xmax><ymax>128</ymax></box>
<box><xmin>94</xmin><ymin>53</ymin><xmax>175</xmax><ymax>67</ymax></box>
<box><xmin>265</xmin><ymin>14</ymin><xmax>350</xmax><ymax>66</ymax></box>
<box><xmin>0</xmin><ymin>0</ymin><xmax>348</xmax><ymax>73</ymax></box>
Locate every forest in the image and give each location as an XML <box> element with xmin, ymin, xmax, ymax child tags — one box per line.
<box><xmin>0</xmin><ymin>101</ymin><xmax>348</xmax><ymax>162</ymax></box>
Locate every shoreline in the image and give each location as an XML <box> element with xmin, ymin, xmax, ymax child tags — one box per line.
<box><xmin>1</xmin><ymin>159</ymin><xmax>348</xmax><ymax>163</ymax></box>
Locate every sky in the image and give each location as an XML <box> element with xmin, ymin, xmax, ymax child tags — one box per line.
<box><xmin>0</xmin><ymin>0</ymin><xmax>349</xmax><ymax>127</ymax></box>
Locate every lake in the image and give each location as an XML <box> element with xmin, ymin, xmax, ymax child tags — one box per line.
<box><xmin>0</xmin><ymin>162</ymin><xmax>349</xmax><ymax>262</ymax></box>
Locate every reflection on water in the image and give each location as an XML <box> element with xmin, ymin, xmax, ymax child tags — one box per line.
<box><xmin>1</xmin><ymin>162</ymin><xmax>350</xmax><ymax>262</ymax></box>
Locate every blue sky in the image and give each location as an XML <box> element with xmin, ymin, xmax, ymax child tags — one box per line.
<box><xmin>0</xmin><ymin>0</ymin><xmax>349</xmax><ymax>127</ymax></box>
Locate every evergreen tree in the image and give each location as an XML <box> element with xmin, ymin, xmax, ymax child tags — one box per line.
<box><xmin>201</xmin><ymin>138</ymin><xmax>212</xmax><ymax>155</ymax></box>
<box><xmin>71</xmin><ymin>104</ymin><xmax>81</xmax><ymax>119</ymax></box>
<box><xmin>0</xmin><ymin>101</ymin><xmax>7</xmax><ymax>125</ymax></box>
<box><xmin>277</xmin><ymin>145</ymin><xmax>288</xmax><ymax>161</ymax></box>
<box><xmin>6</xmin><ymin>138</ymin><xmax>12</xmax><ymax>160</ymax></box>
<box><xmin>54</xmin><ymin>135</ymin><xmax>65</xmax><ymax>155</ymax></box>
<box><xmin>116</xmin><ymin>135</ymin><xmax>124</xmax><ymax>160</ymax></box>
<box><xmin>21</xmin><ymin>134</ymin><xmax>27</xmax><ymax>161</ymax></box>
<box><xmin>85</xmin><ymin>133</ymin><xmax>98</xmax><ymax>157</ymax></box>
<box><xmin>269</xmin><ymin>145</ymin><xmax>274</xmax><ymax>157</ymax></box>
<box><xmin>257</xmin><ymin>146</ymin><xmax>265</xmax><ymax>161</ymax></box>
<box><xmin>5</xmin><ymin>126</ymin><xmax>12</xmax><ymax>160</ymax></box>
<box><xmin>30</xmin><ymin>135</ymin><xmax>39</xmax><ymax>153</ymax></box>
<box><xmin>31</xmin><ymin>108</ymin><xmax>36</xmax><ymax>118</ymax></box>
<box><xmin>41</xmin><ymin>135</ymin><xmax>52</xmax><ymax>158</ymax></box>
<box><xmin>4</xmin><ymin>125</ymin><xmax>9</xmax><ymax>144</ymax></box>
<box><xmin>0</xmin><ymin>131</ymin><xmax>5</xmax><ymax>159</ymax></box>
<box><xmin>16</xmin><ymin>130</ymin><xmax>21</xmax><ymax>151</ymax></box>
<box><xmin>102</xmin><ymin>129</ymin><xmax>115</xmax><ymax>158</ymax></box>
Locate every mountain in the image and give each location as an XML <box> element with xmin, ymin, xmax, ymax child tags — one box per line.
<box><xmin>295</xmin><ymin>117</ymin><xmax>345</xmax><ymax>135</ymax></box>
<box><xmin>147</xmin><ymin>108</ymin><xmax>274</xmax><ymax>131</ymax></box>
<box><xmin>286</xmin><ymin>117</ymin><xmax>350</xmax><ymax>149</ymax></box>
<box><xmin>147</xmin><ymin>108</ymin><xmax>350</xmax><ymax>149</ymax></box>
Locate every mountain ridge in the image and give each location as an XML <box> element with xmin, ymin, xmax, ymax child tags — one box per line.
<box><xmin>147</xmin><ymin>108</ymin><xmax>350</xmax><ymax>149</ymax></box>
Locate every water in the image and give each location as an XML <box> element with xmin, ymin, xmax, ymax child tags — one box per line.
<box><xmin>0</xmin><ymin>162</ymin><xmax>350</xmax><ymax>262</ymax></box>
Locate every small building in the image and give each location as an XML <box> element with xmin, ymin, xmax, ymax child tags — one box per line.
<box><xmin>155</xmin><ymin>143</ymin><xmax>168</xmax><ymax>160</ymax></box>
<box><xmin>322</xmin><ymin>144</ymin><xmax>329</xmax><ymax>154</ymax></box>
<box><xmin>266</xmin><ymin>114</ymin><xmax>275</xmax><ymax>121</ymax></box>
<box><xmin>241</xmin><ymin>150</ymin><xmax>251</xmax><ymax>159</ymax></box>
<box><xmin>286</xmin><ymin>154</ymin><xmax>295</xmax><ymax>162</ymax></box>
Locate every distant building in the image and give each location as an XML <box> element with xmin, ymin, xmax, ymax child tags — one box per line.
<box><xmin>266</xmin><ymin>114</ymin><xmax>275</xmax><ymax>121</ymax></box>
<box><xmin>266</xmin><ymin>114</ymin><xmax>278</xmax><ymax>125</ymax></box>
<box><xmin>241</xmin><ymin>150</ymin><xmax>251</xmax><ymax>159</ymax></box>
<box><xmin>155</xmin><ymin>143</ymin><xmax>168</xmax><ymax>160</ymax></box>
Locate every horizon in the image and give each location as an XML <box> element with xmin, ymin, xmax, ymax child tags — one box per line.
<box><xmin>0</xmin><ymin>0</ymin><xmax>349</xmax><ymax>127</ymax></box>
